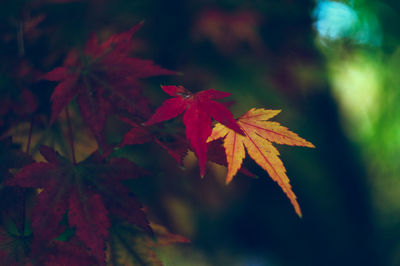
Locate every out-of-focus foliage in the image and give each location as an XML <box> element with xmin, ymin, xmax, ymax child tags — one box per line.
<box><xmin>315</xmin><ymin>1</ymin><xmax>400</xmax><ymax>265</ymax></box>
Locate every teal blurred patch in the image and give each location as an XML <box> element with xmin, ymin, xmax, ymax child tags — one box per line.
<box><xmin>313</xmin><ymin>0</ymin><xmax>381</xmax><ymax>45</ymax></box>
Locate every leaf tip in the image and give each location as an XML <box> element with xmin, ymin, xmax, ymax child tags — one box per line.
<box><xmin>200</xmin><ymin>167</ymin><xmax>206</xmax><ymax>178</ymax></box>
<box><xmin>293</xmin><ymin>204</ymin><xmax>302</xmax><ymax>218</ymax></box>
<box><xmin>225</xmin><ymin>176</ymin><xmax>234</xmax><ymax>185</ymax></box>
<box><xmin>300</xmin><ymin>139</ymin><xmax>315</xmax><ymax>149</ymax></box>
<box><xmin>308</xmin><ymin>142</ymin><xmax>316</xmax><ymax>148</ymax></box>
<box><xmin>297</xmin><ymin>210</ymin><xmax>303</xmax><ymax>218</ymax></box>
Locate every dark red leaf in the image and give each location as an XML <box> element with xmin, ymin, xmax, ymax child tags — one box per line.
<box><xmin>120</xmin><ymin>117</ymin><xmax>189</xmax><ymax>164</ymax></box>
<box><xmin>76</xmin><ymin>87</ymin><xmax>111</xmax><ymax>146</ymax></box>
<box><xmin>6</xmin><ymin>146</ymin><xmax>151</xmax><ymax>264</ymax></box>
<box><xmin>41</xmin><ymin>67</ymin><xmax>70</xmax><ymax>81</ymax></box>
<box><xmin>5</xmin><ymin>162</ymin><xmax>54</xmax><ymax>188</ymax></box>
<box><xmin>49</xmin><ymin>77</ymin><xmax>78</xmax><ymax>123</ymax></box>
<box><xmin>32</xmin><ymin>181</ymin><xmax>69</xmax><ymax>243</ymax></box>
<box><xmin>160</xmin><ymin>85</ymin><xmax>187</xmax><ymax>96</ymax></box>
<box><xmin>154</xmin><ymin>136</ymin><xmax>189</xmax><ymax>165</ymax></box>
<box><xmin>39</xmin><ymin>145</ymin><xmax>63</xmax><ymax>164</ymax></box>
<box><xmin>145</xmin><ymin>97</ymin><xmax>186</xmax><ymax>125</ymax></box>
<box><xmin>68</xmin><ymin>192</ymin><xmax>109</xmax><ymax>265</ymax></box>
<box><xmin>43</xmin><ymin>23</ymin><xmax>176</xmax><ymax>147</ymax></box>
<box><xmin>120</xmin><ymin>127</ymin><xmax>153</xmax><ymax>147</ymax></box>
<box><xmin>42</xmin><ymin>239</ymin><xmax>96</xmax><ymax>266</ymax></box>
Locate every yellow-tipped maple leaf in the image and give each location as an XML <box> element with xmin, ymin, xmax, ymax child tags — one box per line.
<box><xmin>207</xmin><ymin>108</ymin><xmax>315</xmax><ymax>217</ymax></box>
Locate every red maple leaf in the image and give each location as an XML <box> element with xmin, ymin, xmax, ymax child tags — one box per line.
<box><xmin>145</xmin><ymin>85</ymin><xmax>244</xmax><ymax>176</ymax></box>
<box><xmin>42</xmin><ymin>22</ymin><xmax>176</xmax><ymax>147</ymax></box>
<box><xmin>38</xmin><ymin>238</ymin><xmax>97</xmax><ymax>266</ymax></box>
<box><xmin>6</xmin><ymin>146</ymin><xmax>149</xmax><ymax>265</ymax></box>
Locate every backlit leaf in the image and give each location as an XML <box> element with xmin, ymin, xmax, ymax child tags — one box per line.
<box><xmin>208</xmin><ymin>108</ymin><xmax>314</xmax><ymax>216</ymax></box>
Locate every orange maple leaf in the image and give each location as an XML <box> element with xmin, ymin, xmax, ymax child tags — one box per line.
<box><xmin>207</xmin><ymin>108</ymin><xmax>314</xmax><ymax>217</ymax></box>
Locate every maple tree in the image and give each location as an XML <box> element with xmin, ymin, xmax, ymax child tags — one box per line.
<box><xmin>0</xmin><ymin>1</ymin><xmax>314</xmax><ymax>265</ymax></box>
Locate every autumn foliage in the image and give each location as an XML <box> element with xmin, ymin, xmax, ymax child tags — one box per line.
<box><xmin>0</xmin><ymin>1</ymin><xmax>313</xmax><ymax>265</ymax></box>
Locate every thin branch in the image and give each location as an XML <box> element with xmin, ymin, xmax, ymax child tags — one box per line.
<box><xmin>20</xmin><ymin>116</ymin><xmax>34</xmax><ymax>236</ymax></box>
<box><xmin>65</xmin><ymin>105</ymin><xmax>77</xmax><ymax>164</ymax></box>
<box><xmin>20</xmin><ymin>189</ymin><xmax>26</xmax><ymax>237</ymax></box>
<box><xmin>26</xmin><ymin>116</ymin><xmax>34</xmax><ymax>154</ymax></box>
<box><xmin>17</xmin><ymin>20</ymin><xmax>25</xmax><ymax>57</ymax></box>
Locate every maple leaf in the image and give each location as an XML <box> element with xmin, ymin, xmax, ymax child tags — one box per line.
<box><xmin>207</xmin><ymin>108</ymin><xmax>314</xmax><ymax>216</ymax></box>
<box><xmin>107</xmin><ymin>222</ymin><xmax>189</xmax><ymax>266</ymax></box>
<box><xmin>119</xmin><ymin>116</ymin><xmax>189</xmax><ymax>164</ymax></box>
<box><xmin>42</xmin><ymin>23</ymin><xmax>176</xmax><ymax>148</ymax></box>
<box><xmin>146</xmin><ymin>85</ymin><xmax>244</xmax><ymax>176</ymax></box>
<box><xmin>6</xmin><ymin>146</ymin><xmax>150</xmax><ymax>265</ymax></box>
<box><xmin>38</xmin><ymin>238</ymin><xmax>97</xmax><ymax>266</ymax></box>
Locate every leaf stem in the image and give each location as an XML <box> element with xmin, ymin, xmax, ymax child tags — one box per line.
<box><xmin>17</xmin><ymin>20</ymin><xmax>25</xmax><ymax>57</ymax></box>
<box><xmin>26</xmin><ymin>116</ymin><xmax>34</xmax><ymax>154</ymax></box>
<box><xmin>65</xmin><ymin>105</ymin><xmax>77</xmax><ymax>164</ymax></box>
<box><xmin>20</xmin><ymin>116</ymin><xmax>34</xmax><ymax>236</ymax></box>
<box><xmin>20</xmin><ymin>188</ymin><xmax>26</xmax><ymax>237</ymax></box>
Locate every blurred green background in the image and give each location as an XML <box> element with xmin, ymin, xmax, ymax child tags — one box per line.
<box><xmin>3</xmin><ymin>0</ymin><xmax>400</xmax><ymax>265</ymax></box>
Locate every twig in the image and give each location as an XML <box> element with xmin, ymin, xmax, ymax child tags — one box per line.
<box><xmin>65</xmin><ymin>105</ymin><xmax>77</xmax><ymax>164</ymax></box>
